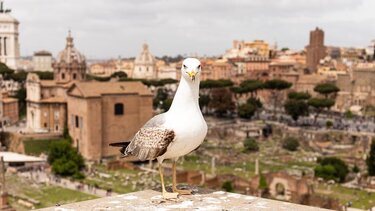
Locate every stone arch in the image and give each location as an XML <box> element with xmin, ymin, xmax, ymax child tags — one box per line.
<box><xmin>269</xmin><ymin>177</ymin><xmax>291</xmax><ymax>201</ymax></box>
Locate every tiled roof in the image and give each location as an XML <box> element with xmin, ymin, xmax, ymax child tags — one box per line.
<box><xmin>68</xmin><ymin>81</ymin><xmax>152</xmax><ymax>98</ymax></box>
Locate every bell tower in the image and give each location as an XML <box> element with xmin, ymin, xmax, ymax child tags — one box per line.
<box><xmin>0</xmin><ymin>0</ymin><xmax>20</xmax><ymax>70</ymax></box>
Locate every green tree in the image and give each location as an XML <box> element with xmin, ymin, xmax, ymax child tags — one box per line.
<box><xmin>11</xmin><ymin>87</ymin><xmax>26</xmax><ymax>118</ymax></box>
<box><xmin>222</xmin><ymin>181</ymin><xmax>234</xmax><ymax>192</ymax></box>
<box><xmin>326</xmin><ymin>120</ymin><xmax>333</xmax><ymax>128</ymax></box>
<box><xmin>284</xmin><ymin>99</ymin><xmax>309</xmax><ymax>121</ymax></box>
<box><xmin>208</xmin><ymin>88</ymin><xmax>235</xmax><ymax>117</ymax></box>
<box><xmin>259</xmin><ymin>174</ymin><xmax>268</xmax><ymax>189</ymax></box>
<box><xmin>313</xmin><ymin>83</ymin><xmax>340</xmax><ymax>98</ymax></box>
<box><xmin>287</xmin><ymin>91</ymin><xmax>311</xmax><ymax>101</ymax></box>
<box><xmin>308</xmin><ymin>98</ymin><xmax>335</xmax><ymax>123</ymax></box>
<box><xmin>231</xmin><ymin>80</ymin><xmax>263</xmax><ymax>98</ymax></box>
<box><xmin>34</xmin><ymin>71</ymin><xmax>54</xmax><ymax>80</ymax></box>
<box><xmin>238</xmin><ymin>103</ymin><xmax>256</xmax><ymax>119</ymax></box>
<box><xmin>110</xmin><ymin>71</ymin><xmax>128</xmax><ymax>79</ymax></box>
<box><xmin>263</xmin><ymin>79</ymin><xmax>292</xmax><ymax>117</ymax></box>
<box><xmin>48</xmin><ymin>140</ymin><xmax>85</xmax><ymax>178</ymax></box>
<box><xmin>366</xmin><ymin>141</ymin><xmax>375</xmax><ymax>176</ymax></box>
<box><xmin>199</xmin><ymin>94</ymin><xmax>210</xmax><ymax>114</ymax></box>
<box><xmin>282</xmin><ymin>137</ymin><xmax>300</xmax><ymax>151</ymax></box>
<box><xmin>315</xmin><ymin>157</ymin><xmax>348</xmax><ymax>183</ymax></box>
<box><xmin>200</xmin><ymin>79</ymin><xmax>234</xmax><ymax>89</ymax></box>
<box><xmin>243</xmin><ymin>138</ymin><xmax>259</xmax><ymax>152</ymax></box>
<box><xmin>352</xmin><ymin>165</ymin><xmax>360</xmax><ymax>173</ymax></box>
<box><xmin>153</xmin><ymin>88</ymin><xmax>169</xmax><ymax>109</ymax></box>
<box><xmin>161</xmin><ymin>98</ymin><xmax>173</xmax><ymax>112</ymax></box>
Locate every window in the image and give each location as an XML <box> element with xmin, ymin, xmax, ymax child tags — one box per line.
<box><xmin>73</xmin><ymin>73</ymin><xmax>77</xmax><ymax>79</ymax></box>
<box><xmin>75</xmin><ymin>115</ymin><xmax>79</xmax><ymax>128</ymax></box>
<box><xmin>62</xmin><ymin>73</ymin><xmax>65</xmax><ymax>79</ymax></box>
<box><xmin>114</xmin><ymin>103</ymin><xmax>124</xmax><ymax>115</ymax></box>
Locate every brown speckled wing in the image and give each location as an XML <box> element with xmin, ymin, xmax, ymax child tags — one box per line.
<box><xmin>123</xmin><ymin>127</ymin><xmax>175</xmax><ymax>161</ymax></box>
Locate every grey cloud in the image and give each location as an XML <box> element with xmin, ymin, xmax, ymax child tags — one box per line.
<box><xmin>6</xmin><ymin>0</ymin><xmax>375</xmax><ymax>59</ymax></box>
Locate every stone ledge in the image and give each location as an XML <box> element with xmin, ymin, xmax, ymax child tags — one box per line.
<box><xmin>36</xmin><ymin>189</ymin><xmax>332</xmax><ymax>211</ymax></box>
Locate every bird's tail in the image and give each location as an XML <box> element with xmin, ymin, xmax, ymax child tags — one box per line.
<box><xmin>109</xmin><ymin>141</ymin><xmax>131</xmax><ymax>158</ymax></box>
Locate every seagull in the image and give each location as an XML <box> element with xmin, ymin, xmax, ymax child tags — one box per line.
<box><xmin>110</xmin><ymin>58</ymin><xmax>207</xmax><ymax>199</ymax></box>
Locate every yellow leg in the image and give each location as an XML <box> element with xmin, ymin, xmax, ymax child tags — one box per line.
<box><xmin>172</xmin><ymin>160</ymin><xmax>192</xmax><ymax>195</ymax></box>
<box><xmin>159</xmin><ymin>162</ymin><xmax>178</xmax><ymax>199</ymax></box>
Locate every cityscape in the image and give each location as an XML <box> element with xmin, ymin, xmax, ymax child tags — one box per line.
<box><xmin>0</xmin><ymin>0</ymin><xmax>375</xmax><ymax>210</ymax></box>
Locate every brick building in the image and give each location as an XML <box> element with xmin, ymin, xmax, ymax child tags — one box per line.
<box><xmin>306</xmin><ymin>27</ymin><xmax>327</xmax><ymax>72</ymax></box>
<box><xmin>67</xmin><ymin>81</ymin><xmax>153</xmax><ymax>161</ymax></box>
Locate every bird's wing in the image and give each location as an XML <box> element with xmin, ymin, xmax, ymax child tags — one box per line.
<box><xmin>113</xmin><ymin>113</ymin><xmax>174</xmax><ymax>160</ymax></box>
<box><xmin>124</xmin><ymin>126</ymin><xmax>175</xmax><ymax>161</ymax></box>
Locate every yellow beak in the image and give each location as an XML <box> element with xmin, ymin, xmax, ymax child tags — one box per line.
<box><xmin>187</xmin><ymin>71</ymin><xmax>197</xmax><ymax>81</ymax></box>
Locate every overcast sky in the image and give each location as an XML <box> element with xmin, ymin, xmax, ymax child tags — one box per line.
<box><xmin>6</xmin><ymin>0</ymin><xmax>375</xmax><ymax>59</ymax></box>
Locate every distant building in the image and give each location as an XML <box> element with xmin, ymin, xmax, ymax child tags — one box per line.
<box><xmin>0</xmin><ymin>91</ymin><xmax>18</xmax><ymax>126</ymax></box>
<box><xmin>306</xmin><ymin>27</ymin><xmax>327</xmax><ymax>72</ymax></box>
<box><xmin>0</xmin><ymin>1</ymin><xmax>20</xmax><ymax>70</ymax></box>
<box><xmin>89</xmin><ymin>61</ymin><xmax>117</xmax><ymax>77</ymax></box>
<box><xmin>33</xmin><ymin>50</ymin><xmax>53</xmax><ymax>72</ymax></box>
<box><xmin>133</xmin><ymin>43</ymin><xmax>157</xmax><ymax>79</ymax></box>
<box><xmin>335</xmin><ymin>65</ymin><xmax>375</xmax><ymax>113</ymax></box>
<box><xmin>67</xmin><ymin>81</ymin><xmax>153</xmax><ymax>161</ymax></box>
<box><xmin>26</xmin><ymin>31</ymin><xmax>86</xmax><ymax>133</ymax></box>
<box><xmin>224</xmin><ymin>40</ymin><xmax>270</xmax><ymax>59</ymax></box>
<box><xmin>25</xmin><ymin>32</ymin><xmax>154</xmax><ymax>162</ymax></box>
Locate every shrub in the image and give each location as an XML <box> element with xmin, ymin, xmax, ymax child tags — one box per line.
<box><xmin>48</xmin><ymin>140</ymin><xmax>85</xmax><ymax>179</ymax></box>
<box><xmin>244</xmin><ymin>138</ymin><xmax>259</xmax><ymax>152</ymax></box>
<box><xmin>315</xmin><ymin>157</ymin><xmax>349</xmax><ymax>183</ymax></box>
<box><xmin>222</xmin><ymin>181</ymin><xmax>234</xmax><ymax>192</ymax></box>
<box><xmin>326</xmin><ymin>120</ymin><xmax>333</xmax><ymax>128</ymax></box>
<box><xmin>282</xmin><ymin>137</ymin><xmax>299</xmax><ymax>151</ymax></box>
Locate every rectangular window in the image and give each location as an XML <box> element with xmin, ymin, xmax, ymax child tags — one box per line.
<box><xmin>75</xmin><ymin>115</ymin><xmax>79</xmax><ymax>128</ymax></box>
<box><xmin>114</xmin><ymin>103</ymin><xmax>124</xmax><ymax>115</ymax></box>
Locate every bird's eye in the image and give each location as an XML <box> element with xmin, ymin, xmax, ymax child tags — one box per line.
<box><xmin>197</xmin><ymin>65</ymin><xmax>201</xmax><ymax>69</ymax></box>
<box><xmin>183</xmin><ymin>64</ymin><xmax>187</xmax><ymax>69</ymax></box>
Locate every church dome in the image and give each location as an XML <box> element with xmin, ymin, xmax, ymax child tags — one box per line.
<box><xmin>134</xmin><ymin>43</ymin><xmax>155</xmax><ymax>65</ymax></box>
<box><xmin>56</xmin><ymin>31</ymin><xmax>86</xmax><ymax>64</ymax></box>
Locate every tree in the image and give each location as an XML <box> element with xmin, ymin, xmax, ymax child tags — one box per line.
<box><xmin>313</xmin><ymin>83</ymin><xmax>340</xmax><ymax>98</ymax></box>
<box><xmin>161</xmin><ymin>98</ymin><xmax>173</xmax><ymax>112</ymax></box>
<box><xmin>199</xmin><ymin>94</ymin><xmax>210</xmax><ymax>114</ymax></box>
<box><xmin>263</xmin><ymin>79</ymin><xmax>292</xmax><ymax>117</ymax></box>
<box><xmin>11</xmin><ymin>87</ymin><xmax>26</xmax><ymax>118</ymax></box>
<box><xmin>326</xmin><ymin>120</ymin><xmax>333</xmax><ymax>128</ymax></box>
<box><xmin>308</xmin><ymin>98</ymin><xmax>335</xmax><ymax>123</ymax></box>
<box><xmin>153</xmin><ymin>88</ymin><xmax>169</xmax><ymax>109</ymax></box>
<box><xmin>222</xmin><ymin>181</ymin><xmax>234</xmax><ymax>192</ymax></box>
<box><xmin>287</xmin><ymin>91</ymin><xmax>311</xmax><ymax>101</ymax></box>
<box><xmin>352</xmin><ymin>165</ymin><xmax>360</xmax><ymax>173</ymax></box>
<box><xmin>208</xmin><ymin>88</ymin><xmax>235</xmax><ymax>117</ymax></box>
<box><xmin>282</xmin><ymin>137</ymin><xmax>300</xmax><ymax>151</ymax></box>
<box><xmin>244</xmin><ymin>138</ymin><xmax>259</xmax><ymax>152</ymax></box>
<box><xmin>33</xmin><ymin>71</ymin><xmax>54</xmax><ymax>80</ymax></box>
<box><xmin>48</xmin><ymin>140</ymin><xmax>85</xmax><ymax>178</ymax></box>
<box><xmin>110</xmin><ymin>71</ymin><xmax>128</xmax><ymax>79</ymax></box>
<box><xmin>238</xmin><ymin>103</ymin><xmax>256</xmax><ymax>119</ymax></box>
<box><xmin>314</xmin><ymin>157</ymin><xmax>349</xmax><ymax>183</ymax></box>
<box><xmin>200</xmin><ymin>79</ymin><xmax>234</xmax><ymax>89</ymax></box>
<box><xmin>231</xmin><ymin>80</ymin><xmax>263</xmax><ymax>98</ymax></box>
<box><xmin>284</xmin><ymin>99</ymin><xmax>309</xmax><ymax>121</ymax></box>
<box><xmin>366</xmin><ymin>140</ymin><xmax>375</xmax><ymax>176</ymax></box>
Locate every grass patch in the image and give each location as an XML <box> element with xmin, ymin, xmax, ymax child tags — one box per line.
<box><xmin>316</xmin><ymin>183</ymin><xmax>375</xmax><ymax>209</ymax></box>
<box><xmin>7</xmin><ymin>174</ymin><xmax>97</xmax><ymax>210</ymax></box>
<box><xmin>23</xmin><ymin>139</ymin><xmax>62</xmax><ymax>156</ymax></box>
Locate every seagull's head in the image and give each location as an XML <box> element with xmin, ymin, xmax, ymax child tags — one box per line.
<box><xmin>181</xmin><ymin>58</ymin><xmax>201</xmax><ymax>82</ymax></box>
